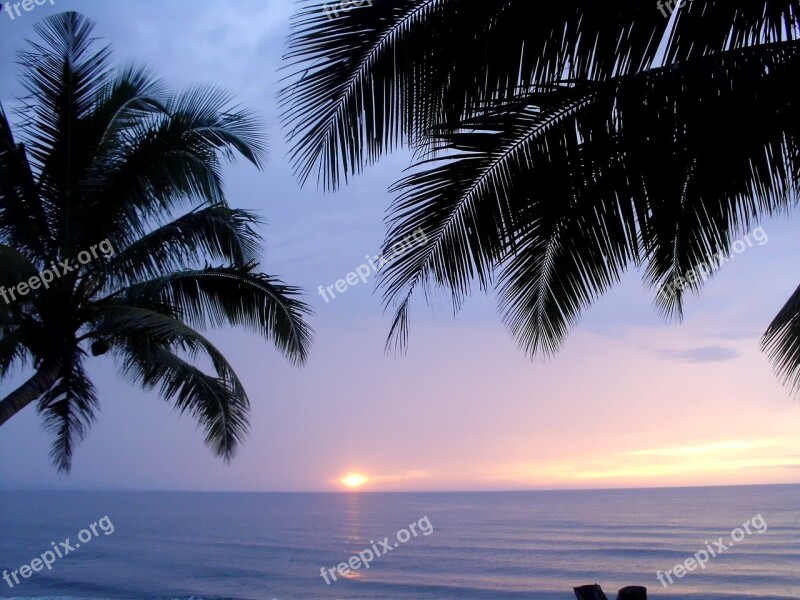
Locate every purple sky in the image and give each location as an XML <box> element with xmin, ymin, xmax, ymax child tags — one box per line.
<box><xmin>1</xmin><ymin>0</ymin><xmax>799</xmax><ymax>492</ymax></box>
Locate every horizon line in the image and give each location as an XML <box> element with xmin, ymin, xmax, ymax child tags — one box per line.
<box><xmin>2</xmin><ymin>481</ymin><xmax>798</xmax><ymax>494</ymax></box>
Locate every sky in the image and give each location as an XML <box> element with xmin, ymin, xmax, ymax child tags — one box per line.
<box><xmin>0</xmin><ymin>0</ymin><xmax>799</xmax><ymax>493</ymax></box>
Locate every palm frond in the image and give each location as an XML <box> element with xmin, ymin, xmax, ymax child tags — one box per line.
<box><xmin>0</xmin><ymin>243</ymin><xmax>40</xmax><ymax>287</ymax></box>
<box><xmin>281</xmin><ymin>0</ymin><xmax>800</xmax><ymax>191</ymax></box>
<box><xmin>114</xmin><ymin>265</ymin><xmax>313</xmax><ymax>364</ymax></box>
<box><xmin>111</xmin><ymin>310</ymin><xmax>249</xmax><ymax>460</ymax></box>
<box><xmin>36</xmin><ymin>346</ymin><xmax>98</xmax><ymax>472</ymax></box>
<box><xmin>100</xmin><ymin>205</ymin><xmax>263</xmax><ymax>287</ymax></box>
<box><xmin>0</xmin><ymin>331</ymin><xmax>29</xmax><ymax>379</ymax></box>
<box><xmin>16</xmin><ymin>11</ymin><xmax>113</xmax><ymax>239</ymax></box>
<box><xmin>280</xmin><ymin>0</ymin><xmax>453</xmax><ymax>189</ymax></box>
<box><xmin>762</xmin><ymin>284</ymin><xmax>800</xmax><ymax>397</ymax></box>
<box><xmin>79</xmin><ymin>88</ymin><xmax>267</xmax><ymax>249</ymax></box>
<box><xmin>666</xmin><ymin>0</ymin><xmax>800</xmax><ymax>62</ymax></box>
<box><xmin>0</xmin><ymin>103</ymin><xmax>52</xmax><ymax>261</ymax></box>
<box><xmin>380</xmin><ymin>41</ymin><xmax>800</xmax><ymax>354</ymax></box>
<box><xmin>166</xmin><ymin>85</ymin><xmax>267</xmax><ymax>169</ymax></box>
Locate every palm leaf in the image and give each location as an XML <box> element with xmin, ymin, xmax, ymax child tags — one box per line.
<box><xmin>119</xmin><ymin>340</ymin><xmax>248</xmax><ymax>460</ymax></box>
<box><xmin>100</xmin><ymin>205</ymin><xmax>263</xmax><ymax>287</ymax></box>
<box><xmin>380</xmin><ymin>42</ymin><xmax>800</xmax><ymax>354</ymax></box>
<box><xmin>762</xmin><ymin>284</ymin><xmax>800</xmax><ymax>396</ymax></box>
<box><xmin>115</xmin><ymin>265</ymin><xmax>313</xmax><ymax>364</ymax></box>
<box><xmin>97</xmin><ymin>304</ymin><xmax>250</xmax><ymax>459</ymax></box>
<box><xmin>36</xmin><ymin>347</ymin><xmax>98</xmax><ymax>472</ymax></box>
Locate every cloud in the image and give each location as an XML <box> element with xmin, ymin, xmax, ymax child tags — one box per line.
<box><xmin>480</xmin><ymin>439</ymin><xmax>800</xmax><ymax>485</ymax></box>
<box><xmin>739</xmin><ymin>464</ymin><xmax>800</xmax><ymax>471</ymax></box>
<box><xmin>625</xmin><ymin>440</ymin><xmax>779</xmax><ymax>457</ymax></box>
<box><xmin>655</xmin><ymin>345</ymin><xmax>741</xmax><ymax>363</ymax></box>
<box><xmin>713</xmin><ymin>331</ymin><xmax>762</xmax><ymax>341</ymax></box>
<box><xmin>370</xmin><ymin>470</ymin><xmax>430</xmax><ymax>483</ymax></box>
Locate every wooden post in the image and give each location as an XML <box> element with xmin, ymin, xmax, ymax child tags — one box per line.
<box><xmin>574</xmin><ymin>584</ymin><xmax>647</xmax><ymax>599</ymax></box>
<box><xmin>574</xmin><ymin>584</ymin><xmax>609</xmax><ymax>600</ymax></box>
<box><xmin>617</xmin><ymin>586</ymin><xmax>647</xmax><ymax>599</ymax></box>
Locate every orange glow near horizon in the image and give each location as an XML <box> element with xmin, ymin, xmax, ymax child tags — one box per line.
<box><xmin>323</xmin><ymin>438</ymin><xmax>800</xmax><ymax>492</ymax></box>
<box><xmin>472</xmin><ymin>436</ymin><xmax>800</xmax><ymax>490</ymax></box>
<box><xmin>340</xmin><ymin>473</ymin><xmax>369</xmax><ymax>489</ymax></box>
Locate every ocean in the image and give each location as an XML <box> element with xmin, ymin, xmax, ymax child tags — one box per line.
<box><xmin>0</xmin><ymin>485</ymin><xmax>798</xmax><ymax>599</ymax></box>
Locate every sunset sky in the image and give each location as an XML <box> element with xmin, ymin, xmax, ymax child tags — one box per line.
<box><xmin>1</xmin><ymin>0</ymin><xmax>798</xmax><ymax>493</ymax></box>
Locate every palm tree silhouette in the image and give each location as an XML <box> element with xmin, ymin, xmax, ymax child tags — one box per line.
<box><xmin>0</xmin><ymin>12</ymin><xmax>312</xmax><ymax>471</ymax></box>
<box><xmin>281</xmin><ymin>0</ymin><xmax>799</xmax><ymax>394</ymax></box>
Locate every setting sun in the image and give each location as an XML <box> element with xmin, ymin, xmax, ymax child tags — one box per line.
<box><xmin>341</xmin><ymin>473</ymin><xmax>369</xmax><ymax>489</ymax></box>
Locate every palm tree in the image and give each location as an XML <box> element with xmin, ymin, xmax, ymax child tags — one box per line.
<box><xmin>0</xmin><ymin>12</ymin><xmax>312</xmax><ymax>471</ymax></box>
<box><xmin>281</xmin><ymin>0</ymin><xmax>800</xmax><ymax>394</ymax></box>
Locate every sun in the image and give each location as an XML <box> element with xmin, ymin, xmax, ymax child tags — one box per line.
<box><xmin>340</xmin><ymin>473</ymin><xmax>369</xmax><ymax>489</ymax></box>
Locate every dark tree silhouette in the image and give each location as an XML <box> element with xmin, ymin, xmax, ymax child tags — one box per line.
<box><xmin>281</xmin><ymin>0</ymin><xmax>800</xmax><ymax>394</ymax></box>
<box><xmin>0</xmin><ymin>12</ymin><xmax>312</xmax><ymax>471</ymax></box>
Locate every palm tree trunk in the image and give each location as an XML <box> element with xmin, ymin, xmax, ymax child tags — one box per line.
<box><xmin>0</xmin><ymin>359</ymin><xmax>61</xmax><ymax>426</ymax></box>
